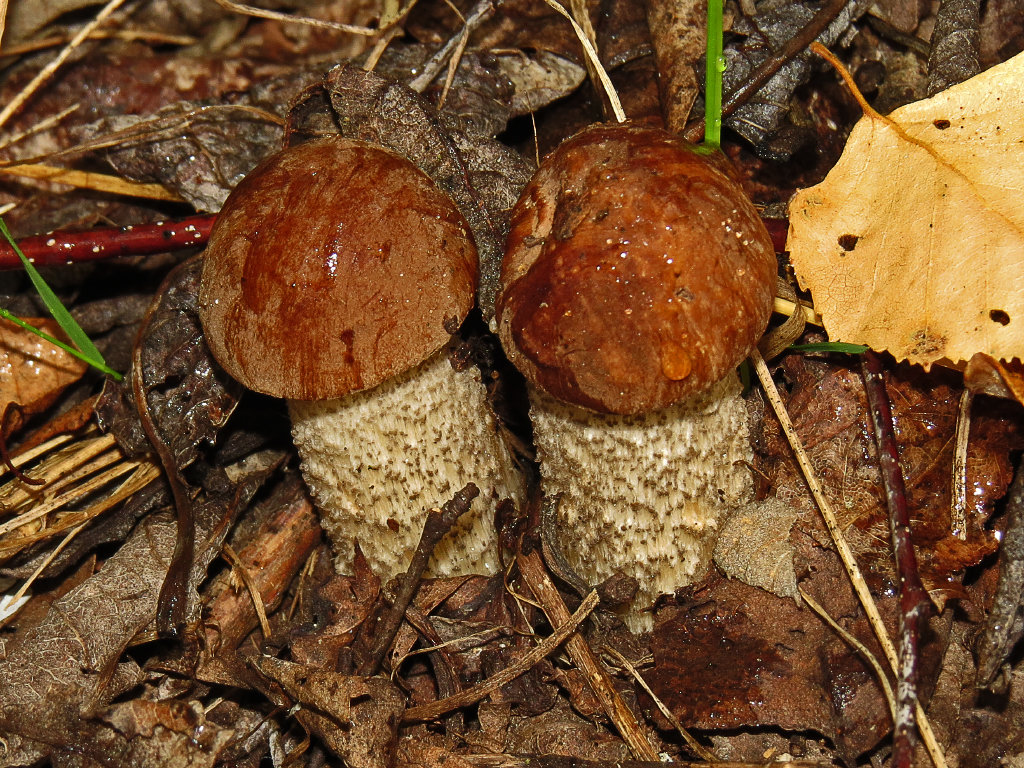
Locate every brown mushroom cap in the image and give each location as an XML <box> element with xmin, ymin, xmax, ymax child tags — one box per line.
<box><xmin>199</xmin><ymin>137</ymin><xmax>478</xmax><ymax>401</ymax></box>
<box><xmin>496</xmin><ymin>122</ymin><xmax>777</xmax><ymax>415</ymax></box>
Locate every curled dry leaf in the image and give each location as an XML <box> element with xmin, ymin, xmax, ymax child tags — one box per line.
<box><xmin>788</xmin><ymin>52</ymin><xmax>1024</xmax><ymax>367</ymax></box>
<box><xmin>95</xmin><ymin>257</ymin><xmax>241</xmax><ymax>466</ymax></box>
<box><xmin>250</xmin><ymin>655</ymin><xmax>405</xmax><ymax>768</ymax></box>
<box><xmin>964</xmin><ymin>352</ymin><xmax>1024</xmax><ymax>404</ymax></box>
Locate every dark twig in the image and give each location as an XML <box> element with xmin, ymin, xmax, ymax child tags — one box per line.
<box><xmin>354</xmin><ymin>482</ymin><xmax>479</xmax><ymax>676</ymax></box>
<box><xmin>1</xmin><ymin>404</ymin><xmax>44</xmax><ymax>485</ymax></box>
<box><xmin>861</xmin><ymin>350</ymin><xmax>931</xmax><ymax>768</ymax></box>
<box><xmin>0</xmin><ymin>215</ymin><xmax>215</xmax><ymax>271</ymax></box>
<box><xmin>682</xmin><ymin>0</ymin><xmax>851</xmax><ymax>143</ymax></box>
<box><xmin>517</xmin><ymin>550</ymin><xmax>664</xmax><ymax>762</ymax></box>
<box><xmin>406</xmin><ymin>0</ymin><xmax>495</xmax><ymax>93</ymax></box>
<box><xmin>976</xmin><ymin>455</ymin><xmax>1024</xmax><ymax>691</ymax></box>
<box><xmin>131</xmin><ymin>269</ymin><xmax>196</xmax><ymax>639</ymax></box>
<box><xmin>402</xmin><ymin>588</ymin><xmax>599</xmax><ymax>722</ymax></box>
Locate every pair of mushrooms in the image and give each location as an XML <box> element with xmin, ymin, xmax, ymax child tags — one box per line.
<box><xmin>198</xmin><ymin>123</ymin><xmax>776</xmax><ymax>631</ymax></box>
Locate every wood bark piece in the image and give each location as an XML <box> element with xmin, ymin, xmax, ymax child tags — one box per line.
<box><xmin>516</xmin><ymin>550</ymin><xmax>659</xmax><ymax>762</ymax></box>
<box><xmin>203</xmin><ymin>481</ymin><xmax>320</xmax><ymax>653</ymax></box>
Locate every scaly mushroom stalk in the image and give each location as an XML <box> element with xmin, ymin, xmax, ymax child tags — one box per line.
<box><xmin>199</xmin><ymin>137</ymin><xmax>523</xmax><ymax>579</ymax></box>
<box><xmin>289</xmin><ymin>349</ymin><xmax>522</xmax><ymax>576</ymax></box>
<box><xmin>496</xmin><ymin>123</ymin><xmax>777</xmax><ymax>631</ymax></box>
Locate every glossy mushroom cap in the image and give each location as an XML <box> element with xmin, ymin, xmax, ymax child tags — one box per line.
<box><xmin>496</xmin><ymin>123</ymin><xmax>777</xmax><ymax>415</ymax></box>
<box><xmin>199</xmin><ymin>137</ymin><xmax>478</xmax><ymax>401</ymax></box>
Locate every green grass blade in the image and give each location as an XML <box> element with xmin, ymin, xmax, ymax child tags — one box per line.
<box><xmin>0</xmin><ymin>217</ymin><xmax>122</xmax><ymax>380</ymax></box>
<box><xmin>705</xmin><ymin>0</ymin><xmax>725</xmax><ymax>149</ymax></box>
<box><xmin>790</xmin><ymin>341</ymin><xmax>871</xmax><ymax>354</ymax></box>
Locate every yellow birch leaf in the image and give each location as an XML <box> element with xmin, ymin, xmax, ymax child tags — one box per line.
<box><xmin>787</xmin><ymin>51</ymin><xmax>1024</xmax><ymax>368</ymax></box>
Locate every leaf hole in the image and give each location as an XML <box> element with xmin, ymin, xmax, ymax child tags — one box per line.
<box><xmin>989</xmin><ymin>309</ymin><xmax>1010</xmax><ymax>326</ymax></box>
<box><xmin>933</xmin><ymin>118</ymin><xmax>951</xmax><ymax>129</ymax></box>
<box><xmin>837</xmin><ymin>234</ymin><xmax>859</xmax><ymax>251</ymax></box>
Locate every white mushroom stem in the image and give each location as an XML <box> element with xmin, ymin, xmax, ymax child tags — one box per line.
<box><xmin>530</xmin><ymin>373</ymin><xmax>754</xmax><ymax>633</ymax></box>
<box><xmin>288</xmin><ymin>349</ymin><xmax>524</xmax><ymax>580</ymax></box>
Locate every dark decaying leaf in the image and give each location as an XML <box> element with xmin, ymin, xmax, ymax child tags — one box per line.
<box><xmin>976</xmin><ymin>458</ymin><xmax>1024</xmax><ymax>690</ymax></box>
<box><xmin>719</xmin><ymin>0</ymin><xmax>865</xmax><ymax>158</ymax></box>
<box><xmin>95</xmin><ymin>256</ymin><xmax>241</xmax><ymax>466</ymax></box>
<box><xmin>1</xmin><ymin>54</ymin><xmax>279</xmax><ymax>164</ymax></box>
<box><xmin>101</xmin><ymin>102</ymin><xmax>285</xmax><ymax>213</ymax></box>
<box><xmin>645</xmin><ymin>577</ymin><xmax>897</xmax><ymax>761</ymax></box>
<box><xmin>645</xmin><ymin>0</ymin><xmax>705</xmax><ymax>132</ymax></box>
<box><xmin>0</xmin><ymin>451</ymin><xmax>283</xmax><ymax>762</ymax></box>
<box><xmin>101</xmin><ymin>67</ymin><xmax>323</xmax><ymax>212</ymax></box>
<box><xmin>495</xmin><ymin>51</ymin><xmax>586</xmax><ymax>115</ymax></box>
<box><xmin>757</xmin><ymin>355</ymin><xmax>1020</xmax><ymax>591</ymax></box>
<box><xmin>0</xmin><ymin>510</ymin><xmax>177</xmax><ymax>759</ymax></box>
<box><xmin>250</xmin><ymin>655</ymin><xmax>406</xmax><ymax>768</ymax></box>
<box><xmin>927</xmin><ymin>0</ymin><xmax>982</xmax><ymax>96</ymax></box>
<box><xmin>323</xmin><ymin>64</ymin><xmax>533</xmax><ymax>322</ymax></box>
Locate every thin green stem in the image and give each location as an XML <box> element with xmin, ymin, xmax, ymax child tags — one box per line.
<box><xmin>704</xmin><ymin>0</ymin><xmax>725</xmax><ymax>149</ymax></box>
<box><xmin>0</xmin><ymin>217</ymin><xmax>122</xmax><ymax>380</ymax></box>
<box><xmin>0</xmin><ymin>308</ymin><xmax>121</xmax><ymax>378</ymax></box>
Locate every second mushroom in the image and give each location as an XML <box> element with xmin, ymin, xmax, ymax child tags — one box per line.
<box><xmin>497</xmin><ymin>123</ymin><xmax>778</xmax><ymax>631</ymax></box>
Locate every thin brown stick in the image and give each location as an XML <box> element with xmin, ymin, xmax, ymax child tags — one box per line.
<box><xmin>407</xmin><ymin>0</ymin><xmax>494</xmax><ymax>93</ymax></box>
<box><xmin>402</xmin><ymin>589</ymin><xmax>599</xmax><ymax>722</ymax></box>
<box><xmin>131</xmin><ymin>278</ymin><xmax>194</xmax><ymax>639</ymax></box>
<box><xmin>355</xmin><ymin>483</ymin><xmax>479</xmax><ymax>675</ymax></box>
<box><xmin>682</xmin><ymin>0</ymin><xmax>851</xmax><ymax>143</ymax></box>
<box><xmin>222</xmin><ymin>543</ymin><xmax>272</xmax><ymax>640</ymax></box>
<box><xmin>211</xmin><ymin>0</ymin><xmax>378</xmax><ymax>34</ymax></box>
<box><xmin>517</xmin><ymin>550</ymin><xmax>660</xmax><ymax>761</ymax></box>
<box><xmin>861</xmin><ymin>351</ymin><xmax>931</xmax><ymax>768</ymax></box>
<box><xmin>602</xmin><ymin>645</ymin><xmax>715</xmax><ymax>762</ymax></box>
<box><xmin>1</xmin><ymin>30</ymin><xmax>196</xmax><ymax>58</ymax></box>
<box><xmin>950</xmin><ymin>388</ymin><xmax>973</xmax><ymax>539</ymax></box>
<box><xmin>751</xmin><ymin>350</ymin><xmax>947</xmax><ymax>768</ymax></box>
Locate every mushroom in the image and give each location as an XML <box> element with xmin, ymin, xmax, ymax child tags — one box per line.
<box><xmin>496</xmin><ymin>123</ymin><xmax>777</xmax><ymax>631</ymax></box>
<box><xmin>199</xmin><ymin>136</ymin><xmax>523</xmax><ymax>579</ymax></box>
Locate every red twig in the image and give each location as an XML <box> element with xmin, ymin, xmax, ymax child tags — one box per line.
<box><xmin>0</xmin><ymin>214</ymin><xmax>216</xmax><ymax>270</ymax></box>
<box><xmin>861</xmin><ymin>350</ymin><xmax>930</xmax><ymax>768</ymax></box>
<box><xmin>0</xmin><ymin>213</ymin><xmax>785</xmax><ymax>272</ymax></box>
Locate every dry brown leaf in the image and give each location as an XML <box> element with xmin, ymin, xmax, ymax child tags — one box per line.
<box><xmin>787</xmin><ymin>52</ymin><xmax>1024</xmax><ymax>368</ymax></box>
<box><xmin>0</xmin><ymin>318</ymin><xmax>88</xmax><ymax>426</ymax></box>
